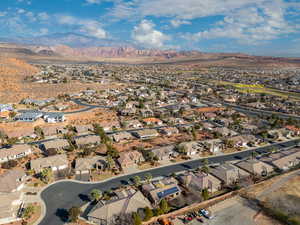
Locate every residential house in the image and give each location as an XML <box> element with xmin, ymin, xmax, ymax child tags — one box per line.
<box><xmin>151</xmin><ymin>145</ymin><xmax>178</xmax><ymax>161</ymax></box>
<box><xmin>74</xmin><ymin>135</ymin><xmax>101</xmax><ymax>147</ymax></box>
<box><xmin>43</xmin><ymin>112</ymin><xmax>65</xmax><ymax>123</ymax></box>
<box><xmin>235</xmin><ymin>159</ymin><xmax>274</xmax><ymax>176</ymax></box>
<box><xmin>0</xmin><ymin>170</ymin><xmax>26</xmax><ymax>225</ymax></box>
<box><xmin>41</xmin><ymin>139</ymin><xmax>70</xmax><ymax>152</ymax></box>
<box><xmin>14</xmin><ymin>112</ymin><xmax>43</xmax><ymax>122</ymax></box>
<box><xmin>0</xmin><ymin>144</ymin><xmax>32</xmax><ymax>163</ymax></box>
<box><xmin>260</xmin><ymin>148</ymin><xmax>300</xmax><ymax>171</ymax></box>
<box><xmin>40</xmin><ymin>125</ymin><xmax>65</xmax><ymax>137</ymax></box>
<box><xmin>212</xmin><ymin>127</ymin><xmax>238</xmax><ymax>137</ymax></box>
<box><xmin>178</xmin><ymin>171</ymin><xmax>221</xmax><ymax>193</ymax></box>
<box><xmin>110</xmin><ymin>132</ymin><xmax>133</xmax><ymax>142</ymax></box>
<box><xmin>142</xmin><ymin>118</ymin><xmax>163</xmax><ymax>126</ymax></box>
<box><xmin>140</xmin><ymin>109</ymin><xmax>154</xmax><ymax>117</ymax></box>
<box><xmin>100</xmin><ymin>121</ymin><xmax>121</xmax><ymax>132</ymax></box>
<box><xmin>141</xmin><ymin>177</ymin><xmax>181</xmax><ymax>204</ymax></box>
<box><xmin>227</xmin><ymin>135</ymin><xmax>257</xmax><ymax>148</ymax></box>
<box><xmin>122</xmin><ymin>120</ymin><xmax>143</xmax><ymax>129</ymax></box>
<box><xmin>87</xmin><ymin>188</ymin><xmax>151</xmax><ymax>225</ymax></box>
<box><xmin>210</xmin><ymin>163</ymin><xmax>250</xmax><ymax>185</ymax></box>
<box><xmin>132</xmin><ymin>129</ymin><xmax>159</xmax><ymax>139</ymax></box>
<box><xmin>0</xmin><ymin>104</ymin><xmax>13</xmax><ymax>112</ymax></box>
<box><xmin>178</xmin><ymin>141</ymin><xmax>201</xmax><ymax>156</ymax></box>
<box><xmin>30</xmin><ymin>154</ymin><xmax>68</xmax><ymax>173</ymax></box>
<box><xmin>74</xmin><ymin>124</ymin><xmax>94</xmax><ymax>134</ymax></box>
<box><xmin>159</xmin><ymin>127</ymin><xmax>179</xmax><ymax>136</ymax></box>
<box><xmin>75</xmin><ymin>156</ymin><xmax>107</xmax><ymax>180</ymax></box>
<box><xmin>118</xmin><ymin>151</ymin><xmax>144</xmax><ymax>169</ymax></box>
<box><xmin>199</xmin><ymin>139</ymin><xmax>223</xmax><ymax>154</ymax></box>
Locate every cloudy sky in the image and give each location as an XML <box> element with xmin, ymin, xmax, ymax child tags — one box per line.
<box><xmin>0</xmin><ymin>0</ymin><xmax>300</xmax><ymax>56</ymax></box>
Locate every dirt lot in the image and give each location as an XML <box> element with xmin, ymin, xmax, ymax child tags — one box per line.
<box><xmin>173</xmin><ymin>196</ymin><xmax>282</xmax><ymax>225</ymax></box>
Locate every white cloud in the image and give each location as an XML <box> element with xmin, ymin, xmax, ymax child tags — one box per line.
<box><xmin>57</xmin><ymin>15</ymin><xmax>107</xmax><ymax>39</ymax></box>
<box><xmin>170</xmin><ymin>19</ymin><xmax>191</xmax><ymax>28</ymax></box>
<box><xmin>0</xmin><ymin>11</ymin><xmax>7</xmax><ymax>17</ymax></box>
<box><xmin>39</xmin><ymin>28</ymin><xmax>49</xmax><ymax>35</ymax></box>
<box><xmin>132</xmin><ymin>19</ymin><xmax>170</xmax><ymax>48</ymax></box>
<box><xmin>85</xmin><ymin>0</ymin><xmax>101</xmax><ymax>4</ymax></box>
<box><xmin>17</xmin><ymin>8</ymin><xmax>26</xmax><ymax>14</ymax></box>
<box><xmin>38</xmin><ymin>12</ymin><xmax>49</xmax><ymax>21</ymax></box>
<box><xmin>182</xmin><ymin>0</ymin><xmax>297</xmax><ymax>44</ymax></box>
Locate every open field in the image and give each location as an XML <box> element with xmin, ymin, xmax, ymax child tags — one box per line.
<box><xmin>214</xmin><ymin>80</ymin><xmax>300</xmax><ymax>99</ymax></box>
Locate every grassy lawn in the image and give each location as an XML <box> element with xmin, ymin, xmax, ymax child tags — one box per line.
<box><xmin>213</xmin><ymin>80</ymin><xmax>300</xmax><ymax>100</ymax></box>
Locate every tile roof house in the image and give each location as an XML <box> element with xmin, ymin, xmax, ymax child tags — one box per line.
<box><xmin>41</xmin><ymin>139</ymin><xmax>70</xmax><ymax>151</ymax></box>
<box><xmin>30</xmin><ymin>154</ymin><xmax>68</xmax><ymax>173</ymax></box>
<box><xmin>0</xmin><ymin>104</ymin><xmax>13</xmax><ymax>112</ymax></box>
<box><xmin>151</xmin><ymin>145</ymin><xmax>178</xmax><ymax>161</ymax></box>
<box><xmin>235</xmin><ymin>159</ymin><xmax>274</xmax><ymax>176</ymax></box>
<box><xmin>260</xmin><ymin>148</ymin><xmax>300</xmax><ymax>171</ymax></box>
<box><xmin>74</xmin><ymin>124</ymin><xmax>94</xmax><ymax>134</ymax></box>
<box><xmin>178</xmin><ymin>141</ymin><xmax>202</xmax><ymax>156</ymax></box>
<box><xmin>142</xmin><ymin>118</ymin><xmax>163</xmax><ymax>126</ymax></box>
<box><xmin>159</xmin><ymin>127</ymin><xmax>179</xmax><ymax>136</ymax></box>
<box><xmin>210</xmin><ymin>163</ymin><xmax>250</xmax><ymax>185</ymax></box>
<box><xmin>40</xmin><ymin>125</ymin><xmax>66</xmax><ymax>137</ymax></box>
<box><xmin>87</xmin><ymin>188</ymin><xmax>151</xmax><ymax>225</ymax></box>
<box><xmin>178</xmin><ymin>171</ymin><xmax>221</xmax><ymax>193</ymax></box>
<box><xmin>0</xmin><ymin>169</ymin><xmax>26</xmax><ymax>193</ymax></box>
<box><xmin>74</xmin><ymin>135</ymin><xmax>101</xmax><ymax>147</ymax></box>
<box><xmin>43</xmin><ymin>112</ymin><xmax>65</xmax><ymax>123</ymax></box>
<box><xmin>75</xmin><ymin>156</ymin><xmax>107</xmax><ymax>175</ymax></box>
<box><xmin>0</xmin><ymin>170</ymin><xmax>26</xmax><ymax>224</ymax></box>
<box><xmin>0</xmin><ymin>144</ymin><xmax>32</xmax><ymax>163</ymax></box>
<box><xmin>122</xmin><ymin>120</ymin><xmax>143</xmax><ymax>129</ymax></box>
<box><xmin>110</xmin><ymin>132</ymin><xmax>133</xmax><ymax>142</ymax></box>
<box><xmin>141</xmin><ymin>177</ymin><xmax>181</xmax><ymax>204</ymax></box>
<box><xmin>118</xmin><ymin>151</ymin><xmax>145</xmax><ymax>169</ymax></box>
<box><xmin>132</xmin><ymin>129</ymin><xmax>159</xmax><ymax>139</ymax></box>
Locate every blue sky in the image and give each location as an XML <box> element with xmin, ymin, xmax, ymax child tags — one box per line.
<box><xmin>0</xmin><ymin>0</ymin><xmax>300</xmax><ymax>56</ymax></box>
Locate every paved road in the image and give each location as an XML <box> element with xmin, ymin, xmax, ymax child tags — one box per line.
<box><xmin>39</xmin><ymin>139</ymin><xmax>300</xmax><ymax>225</ymax></box>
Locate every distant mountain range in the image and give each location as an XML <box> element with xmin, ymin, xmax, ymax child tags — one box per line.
<box><xmin>0</xmin><ymin>32</ymin><xmax>202</xmax><ymax>59</ymax></box>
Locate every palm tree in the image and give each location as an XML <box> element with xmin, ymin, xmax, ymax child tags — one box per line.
<box><xmin>90</xmin><ymin>189</ymin><xmax>102</xmax><ymax>202</ymax></box>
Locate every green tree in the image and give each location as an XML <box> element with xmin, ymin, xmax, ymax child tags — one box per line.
<box><xmin>201</xmin><ymin>159</ymin><xmax>209</xmax><ymax>174</ymax></box>
<box><xmin>90</xmin><ymin>189</ymin><xmax>102</xmax><ymax>202</ymax></box>
<box><xmin>133</xmin><ymin>175</ymin><xmax>142</xmax><ymax>187</ymax></box>
<box><xmin>251</xmin><ymin>151</ymin><xmax>258</xmax><ymax>159</ymax></box>
<box><xmin>144</xmin><ymin>207</ymin><xmax>153</xmax><ymax>221</ymax></box>
<box><xmin>107</xmin><ymin>144</ymin><xmax>119</xmax><ymax>158</ymax></box>
<box><xmin>144</xmin><ymin>173</ymin><xmax>152</xmax><ymax>184</ymax></box>
<box><xmin>40</xmin><ymin>168</ymin><xmax>52</xmax><ymax>183</ymax></box>
<box><xmin>106</xmin><ymin>155</ymin><xmax>115</xmax><ymax>169</ymax></box>
<box><xmin>132</xmin><ymin>212</ymin><xmax>142</xmax><ymax>225</ymax></box>
<box><xmin>34</xmin><ymin>126</ymin><xmax>44</xmax><ymax>138</ymax></box>
<box><xmin>159</xmin><ymin>199</ymin><xmax>170</xmax><ymax>214</ymax></box>
<box><xmin>22</xmin><ymin>205</ymin><xmax>35</xmax><ymax>220</ymax></box>
<box><xmin>201</xmin><ymin>188</ymin><xmax>210</xmax><ymax>200</ymax></box>
<box><xmin>68</xmin><ymin>206</ymin><xmax>81</xmax><ymax>222</ymax></box>
<box><xmin>93</xmin><ymin>124</ymin><xmax>110</xmax><ymax>144</ymax></box>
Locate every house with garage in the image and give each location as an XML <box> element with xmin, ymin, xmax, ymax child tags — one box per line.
<box><xmin>87</xmin><ymin>188</ymin><xmax>151</xmax><ymax>225</ymax></box>
<box><xmin>0</xmin><ymin>169</ymin><xmax>26</xmax><ymax>225</ymax></box>
<box><xmin>0</xmin><ymin>144</ymin><xmax>32</xmax><ymax>163</ymax></box>
<box><xmin>178</xmin><ymin>171</ymin><xmax>221</xmax><ymax>193</ymax></box>
<box><xmin>110</xmin><ymin>132</ymin><xmax>133</xmax><ymax>142</ymax></box>
<box><xmin>41</xmin><ymin>139</ymin><xmax>70</xmax><ymax>152</ymax></box>
<box><xmin>14</xmin><ymin>111</ymin><xmax>43</xmax><ymax>122</ymax></box>
<box><xmin>43</xmin><ymin>112</ymin><xmax>65</xmax><ymax>123</ymax></box>
<box><xmin>210</xmin><ymin>163</ymin><xmax>250</xmax><ymax>186</ymax></box>
<box><xmin>235</xmin><ymin>159</ymin><xmax>274</xmax><ymax>176</ymax></box>
<box><xmin>141</xmin><ymin>177</ymin><xmax>181</xmax><ymax>205</ymax></box>
<box><xmin>118</xmin><ymin>151</ymin><xmax>144</xmax><ymax>169</ymax></box>
<box><xmin>151</xmin><ymin>145</ymin><xmax>178</xmax><ymax>161</ymax></box>
<box><xmin>132</xmin><ymin>129</ymin><xmax>159</xmax><ymax>139</ymax></box>
<box><xmin>75</xmin><ymin>156</ymin><xmax>107</xmax><ymax>181</ymax></box>
<box><xmin>74</xmin><ymin>135</ymin><xmax>101</xmax><ymax>147</ymax></box>
<box><xmin>30</xmin><ymin>154</ymin><xmax>68</xmax><ymax>173</ymax></box>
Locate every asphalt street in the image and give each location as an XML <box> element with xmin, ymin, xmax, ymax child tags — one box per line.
<box><xmin>39</xmin><ymin>138</ymin><xmax>300</xmax><ymax>225</ymax></box>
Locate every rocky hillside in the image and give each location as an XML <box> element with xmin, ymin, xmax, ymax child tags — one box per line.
<box><xmin>0</xmin><ymin>57</ymin><xmax>39</xmax><ymax>102</ymax></box>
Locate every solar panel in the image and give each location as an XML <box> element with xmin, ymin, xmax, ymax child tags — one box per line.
<box><xmin>157</xmin><ymin>186</ymin><xmax>179</xmax><ymax>199</ymax></box>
